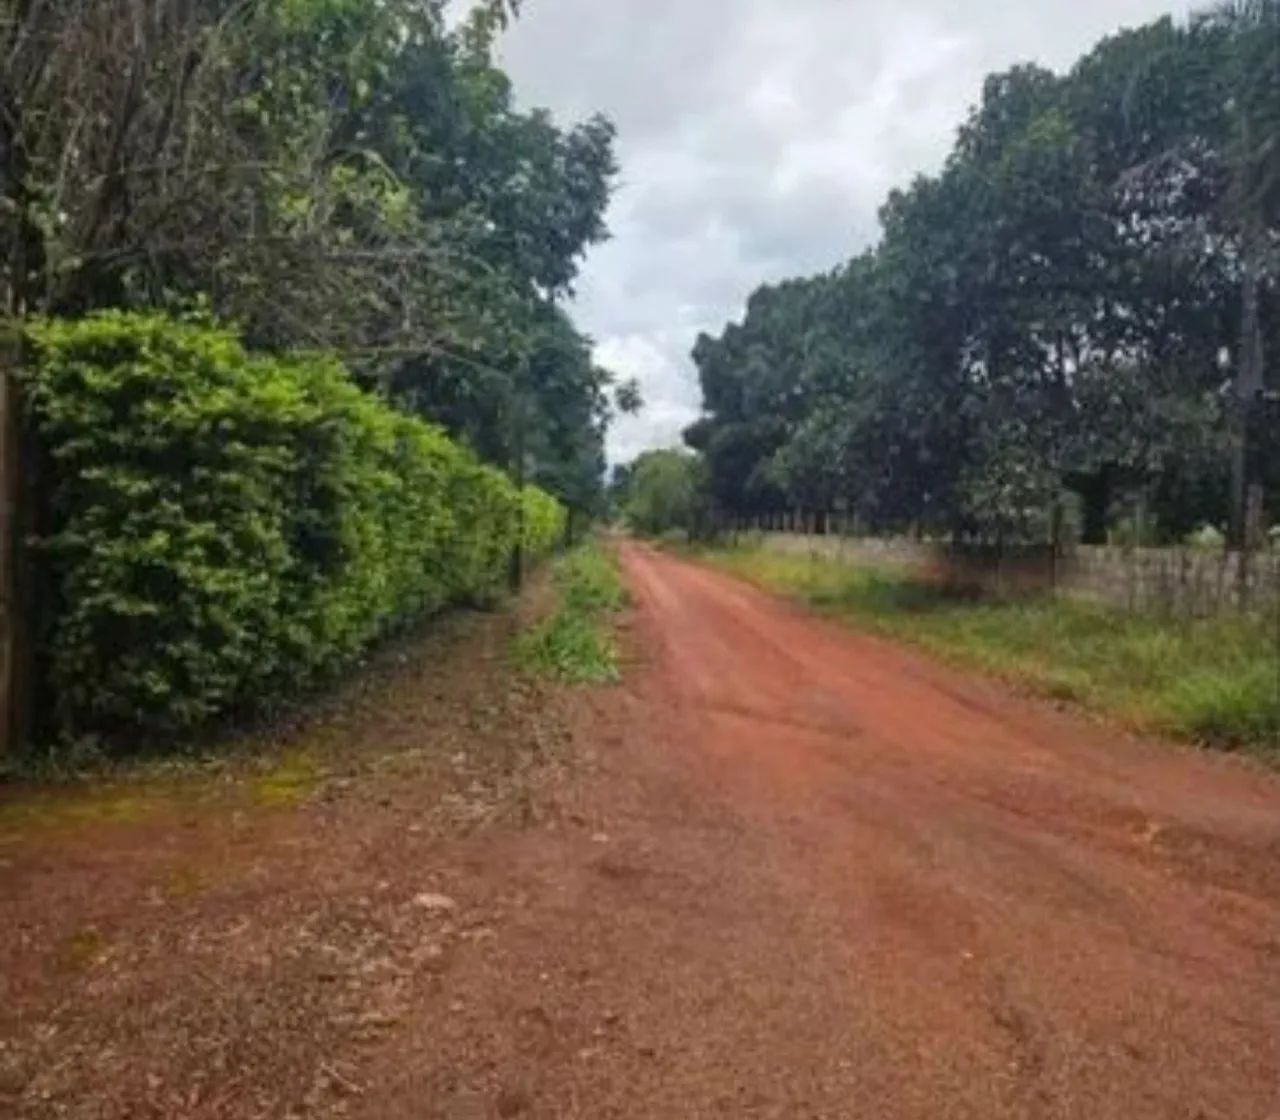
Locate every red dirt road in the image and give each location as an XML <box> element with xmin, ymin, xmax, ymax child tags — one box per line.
<box><xmin>355</xmin><ymin>543</ymin><xmax>1280</xmax><ymax>1119</ymax></box>
<box><xmin>610</xmin><ymin>542</ymin><xmax>1280</xmax><ymax>1116</ymax></box>
<box><xmin>4</xmin><ymin>544</ymin><xmax>1280</xmax><ymax>1119</ymax></box>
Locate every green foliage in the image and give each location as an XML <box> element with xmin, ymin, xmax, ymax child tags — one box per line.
<box><xmin>622</xmin><ymin>449</ymin><xmax>707</xmax><ymax>538</ymax></box>
<box><xmin>268</xmin><ymin>1</ymin><xmax>619</xmax><ymax>517</ymax></box>
<box><xmin>517</xmin><ymin>611</ymin><xmax>617</xmax><ymax>685</ymax></box>
<box><xmin>699</xmin><ymin>546</ymin><xmax>1279</xmax><ymax>752</ymax></box>
<box><xmin>1</xmin><ymin>0</ymin><xmax>620</xmax><ymax>523</ymax></box>
<box><xmin>687</xmin><ymin>4</ymin><xmax>1279</xmax><ymax>543</ymax></box>
<box><xmin>522</xmin><ymin>485</ymin><xmax>569</xmax><ymax>559</ymax></box>
<box><xmin>516</xmin><ymin>542</ymin><xmax>625</xmax><ymax>684</ymax></box>
<box><xmin>552</xmin><ymin>542</ymin><xmax>628</xmax><ymax>616</ymax></box>
<box><xmin>24</xmin><ymin>312</ymin><xmax>565</xmax><ymax>746</ymax></box>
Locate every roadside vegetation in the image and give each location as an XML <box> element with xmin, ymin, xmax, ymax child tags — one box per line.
<box><xmin>697</xmin><ymin>545</ymin><xmax>1279</xmax><ymax>752</ymax></box>
<box><xmin>21</xmin><ymin>314</ymin><xmax>566</xmax><ymax>754</ymax></box>
<box><xmin>611</xmin><ymin>450</ymin><xmax>708</xmax><ymax>539</ymax></box>
<box><xmin>517</xmin><ymin>542</ymin><xmax>627</xmax><ymax>684</ymax></box>
<box><xmin>1</xmin><ymin>2</ymin><xmax>634</xmax><ymax>757</ymax></box>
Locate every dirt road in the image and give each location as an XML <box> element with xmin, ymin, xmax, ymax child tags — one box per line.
<box><xmin>350</xmin><ymin>543</ymin><xmax>1280</xmax><ymax>1119</ymax></box>
<box><xmin>4</xmin><ymin>543</ymin><xmax>1280</xmax><ymax>1118</ymax></box>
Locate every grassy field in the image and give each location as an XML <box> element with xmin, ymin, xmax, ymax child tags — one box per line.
<box><xmin>515</xmin><ymin>540</ymin><xmax>627</xmax><ymax>684</ymax></box>
<box><xmin>695</xmin><ymin>545</ymin><xmax>1279</xmax><ymax>754</ymax></box>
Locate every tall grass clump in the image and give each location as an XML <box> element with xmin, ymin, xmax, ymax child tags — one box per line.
<box><xmin>516</xmin><ymin>542</ymin><xmax>626</xmax><ymax>684</ymax></box>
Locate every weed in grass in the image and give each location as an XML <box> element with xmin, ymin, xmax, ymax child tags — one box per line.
<box><xmin>1165</xmin><ymin>667</ymin><xmax>1280</xmax><ymax>749</ymax></box>
<box><xmin>557</xmin><ymin>545</ymin><xmax>629</xmax><ymax>615</ymax></box>
<box><xmin>517</xmin><ymin>611</ymin><xmax>621</xmax><ymax>684</ymax></box>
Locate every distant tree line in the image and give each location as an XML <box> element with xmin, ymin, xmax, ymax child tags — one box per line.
<box><xmin>612</xmin><ymin>449</ymin><xmax>708</xmax><ymax>538</ymax></box>
<box><xmin>685</xmin><ymin>2</ymin><xmax>1279</xmax><ymax>548</ymax></box>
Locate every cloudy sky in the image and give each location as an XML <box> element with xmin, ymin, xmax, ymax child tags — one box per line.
<box><xmin>495</xmin><ymin>0</ymin><xmax>1195</xmax><ymax>463</ymax></box>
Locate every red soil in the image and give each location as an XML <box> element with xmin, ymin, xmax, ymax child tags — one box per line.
<box><xmin>3</xmin><ymin>543</ymin><xmax>1278</xmax><ymax>1119</ymax></box>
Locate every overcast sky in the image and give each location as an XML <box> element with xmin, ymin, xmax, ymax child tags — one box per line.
<box><xmin>495</xmin><ymin>0</ymin><xmax>1195</xmax><ymax>464</ymax></box>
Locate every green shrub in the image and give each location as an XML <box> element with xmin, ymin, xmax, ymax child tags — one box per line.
<box><xmin>24</xmin><ymin>312</ymin><xmax>564</xmax><ymax>746</ymax></box>
<box><xmin>522</xmin><ymin>485</ymin><xmax>568</xmax><ymax>559</ymax></box>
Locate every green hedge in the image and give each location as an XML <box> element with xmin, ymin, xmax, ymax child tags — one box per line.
<box><xmin>24</xmin><ymin>312</ymin><xmax>566</xmax><ymax>746</ymax></box>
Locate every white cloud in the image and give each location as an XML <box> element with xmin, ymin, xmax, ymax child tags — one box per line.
<box><xmin>595</xmin><ymin>333</ymin><xmax>700</xmax><ymax>465</ymax></box>
<box><xmin>496</xmin><ymin>0</ymin><xmax>1196</xmax><ymax>462</ymax></box>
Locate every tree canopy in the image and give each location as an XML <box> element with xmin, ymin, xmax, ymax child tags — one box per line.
<box><xmin>0</xmin><ymin>0</ymin><xmax>621</xmax><ymax>516</ymax></box>
<box><xmin>686</xmin><ymin>2</ymin><xmax>1279</xmax><ymax>546</ymax></box>
<box><xmin>620</xmin><ymin>449</ymin><xmax>707</xmax><ymax>538</ymax></box>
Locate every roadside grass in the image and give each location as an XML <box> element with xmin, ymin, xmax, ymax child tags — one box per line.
<box><xmin>698</xmin><ymin>546</ymin><xmax>1280</xmax><ymax>754</ymax></box>
<box><xmin>515</xmin><ymin>541</ymin><xmax>627</xmax><ymax>684</ymax></box>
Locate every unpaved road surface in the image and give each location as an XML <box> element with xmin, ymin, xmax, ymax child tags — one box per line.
<box><xmin>4</xmin><ymin>543</ymin><xmax>1280</xmax><ymax>1119</ymax></box>
<box><xmin>359</xmin><ymin>544</ymin><xmax>1280</xmax><ymax>1119</ymax></box>
<box><xmin>565</xmin><ymin>543</ymin><xmax>1280</xmax><ymax>1119</ymax></box>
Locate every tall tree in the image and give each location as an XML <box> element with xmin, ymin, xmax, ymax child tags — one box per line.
<box><xmin>687</xmin><ymin>7</ymin><xmax>1276</xmax><ymax>545</ymax></box>
<box><xmin>0</xmin><ymin>0</ymin><xmax>622</xmax><ymax>517</ymax></box>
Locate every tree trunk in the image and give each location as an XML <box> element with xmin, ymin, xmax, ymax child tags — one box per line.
<box><xmin>0</xmin><ymin>77</ymin><xmax>33</xmax><ymax>757</ymax></box>
<box><xmin>508</xmin><ymin>358</ymin><xmax>528</xmax><ymax>593</ymax></box>
<box><xmin>1229</xmin><ymin>217</ymin><xmax>1266</xmax><ymax>551</ymax></box>
<box><xmin>0</xmin><ymin>346</ymin><xmax>23</xmax><ymax>757</ymax></box>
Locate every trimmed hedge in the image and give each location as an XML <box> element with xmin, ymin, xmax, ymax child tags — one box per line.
<box><xmin>24</xmin><ymin>312</ymin><xmax>566</xmax><ymax>746</ymax></box>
